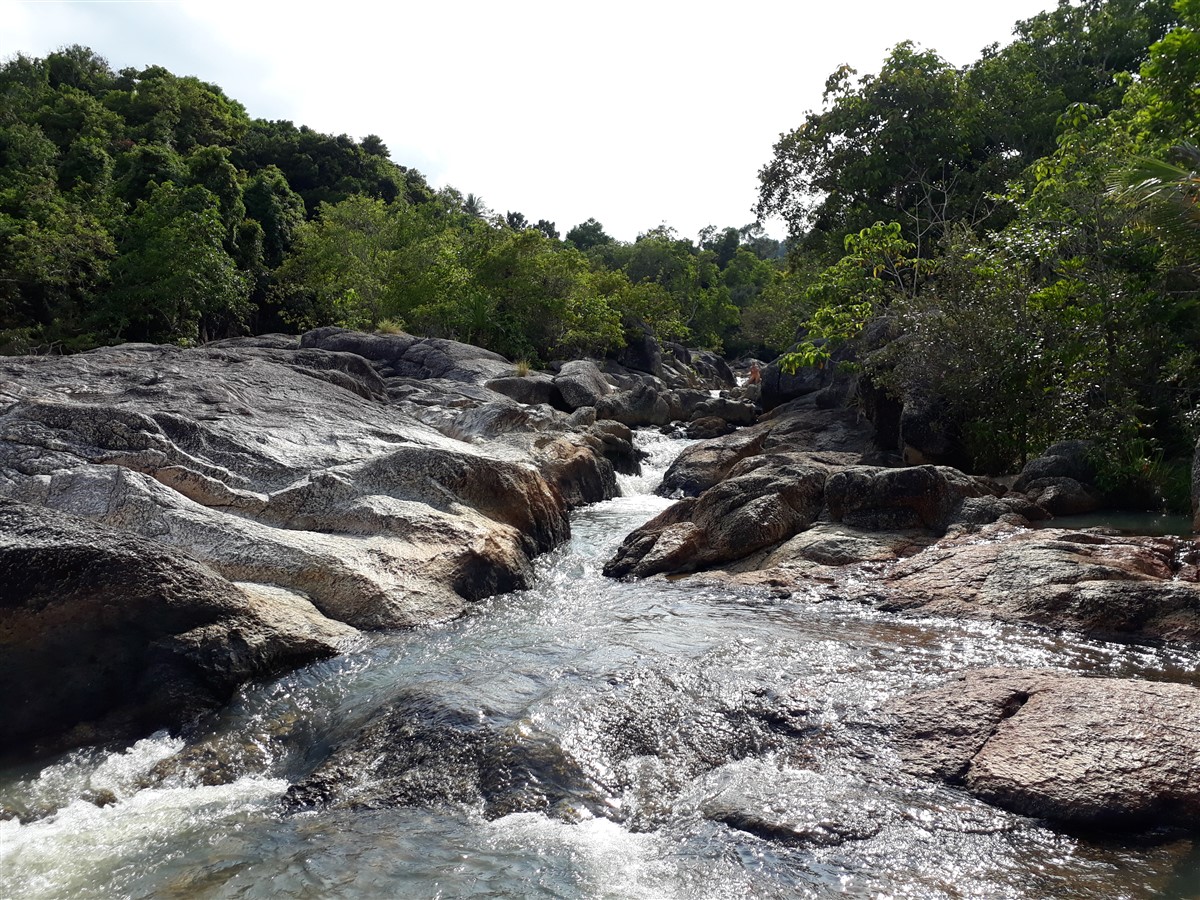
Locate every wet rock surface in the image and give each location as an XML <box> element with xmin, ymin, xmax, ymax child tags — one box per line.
<box><xmin>604</xmin><ymin>453</ymin><xmax>830</xmax><ymax>578</ymax></box>
<box><xmin>0</xmin><ymin>499</ymin><xmax>353</xmax><ymax>757</ymax></box>
<box><xmin>283</xmin><ymin>693</ymin><xmax>611</xmax><ymax>821</ymax></box>
<box><xmin>891</xmin><ymin>668</ymin><xmax>1200</xmax><ymax>828</ymax></box>
<box><xmin>0</xmin><ymin>330</ymin><xmax>665</xmax><ymax>758</ymax></box>
<box><xmin>609</xmin><ymin>394</ymin><xmax>1028</xmax><ymax>581</ymax></box>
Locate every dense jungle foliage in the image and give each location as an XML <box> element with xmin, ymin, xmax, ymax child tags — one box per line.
<box><xmin>0</xmin><ymin>46</ymin><xmax>783</xmax><ymax>364</ymax></box>
<box><xmin>755</xmin><ymin>0</ymin><xmax>1200</xmax><ymax>499</ymax></box>
<box><xmin>1</xmin><ymin>0</ymin><xmax>1197</xmax><ymax>497</ymax></box>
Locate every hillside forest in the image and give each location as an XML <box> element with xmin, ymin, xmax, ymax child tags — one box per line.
<box><xmin>1</xmin><ymin>0</ymin><xmax>1198</xmax><ymax>504</ymax></box>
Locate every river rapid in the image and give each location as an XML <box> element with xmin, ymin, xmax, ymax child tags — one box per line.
<box><xmin>3</xmin><ymin>431</ymin><xmax>1200</xmax><ymax>899</ymax></box>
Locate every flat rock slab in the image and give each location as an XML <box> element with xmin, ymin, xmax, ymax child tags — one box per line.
<box><xmin>877</xmin><ymin>525</ymin><xmax>1200</xmax><ymax>643</ymax></box>
<box><xmin>890</xmin><ymin>668</ymin><xmax>1200</xmax><ymax>829</ymax></box>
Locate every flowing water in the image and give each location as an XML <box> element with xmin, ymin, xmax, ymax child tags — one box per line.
<box><xmin>3</xmin><ymin>431</ymin><xmax>1200</xmax><ymax>899</ymax></box>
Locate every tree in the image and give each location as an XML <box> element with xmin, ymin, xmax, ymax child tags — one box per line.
<box><xmin>1111</xmin><ymin>143</ymin><xmax>1200</xmax><ymax>268</ymax></box>
<box><xmin>565</xmin><ymin>217</ymin><xmax>613</xmax><ymax>251</ymax></box>
<box><xmin>463</xmin><ymin>193</ymin><xmax>489</xmax><ymax>219</ymax></box>
<box><xmin>274</xmin><ymin>195</ymin><xmax>398</xmax><ymax>330</ymax></box>
<box><xmin>106</xmin><ymin>182</ymin><xmax>248</xmax><ymax>342</ymax></box>
<box><xmin>243</xmin><ymin>165</ymin><xmax>305</xmax><ymax>268</ymax></box>
<box><xmin>757</xmin><ymin>43</ymin><xmax>978</xmax><ymax>255</ymax></box>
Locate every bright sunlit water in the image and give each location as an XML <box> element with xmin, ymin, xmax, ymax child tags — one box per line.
<box><xmin>3</xmin><ymin>430</ymin><xmax>1200</xmax><ymax>899</ymax></box>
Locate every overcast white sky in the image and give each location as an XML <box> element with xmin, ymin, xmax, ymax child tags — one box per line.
<box><xmin>2</xmin><ymin>0</ymin><xmax>1059</xmax><ymax>242</ymax></box>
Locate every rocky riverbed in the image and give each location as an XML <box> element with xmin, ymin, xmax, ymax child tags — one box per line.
<box><xmin>3</xmin><ymin>330</ymin><xmax>1200</xmax><ymax>897</ymax></box>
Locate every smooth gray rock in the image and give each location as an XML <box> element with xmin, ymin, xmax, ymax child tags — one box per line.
<box><xmin>283</xmin><ymin>692</ymin><xmax>608</xmax><ymax>821</ymax></box>
<box><xmin>554</xmin><ymin>360</ymin><xmax>613</xmax><ymax>410</ymax></box>
<box><xmin>1020</xmin><ymin>476</ymin><xmax>1105</xmax><ymax>515</ymax></box>
<box><xmin>613</xmin><ymin>320</ymin><xmax>663</xmax><ymax>378</ymax></box>
<box><xmin>484</xmin><ymin>374</ymin><xmax>563</xmax><ymax>408</ymax></box>
<box><xmin>690</xmin><ymin>350</ymin><xmax>736</xmax><ymax>389</ymax></box>
<box><xmin>1013</xmin><ymin>440</ymin><xmax>1097</xmax><ymax>491</ymax></box>
<box><xmin>0</xmin><ymin>499</ymin><xmax>353</xmax><ymax>757</ymax></box>
<box><xmin>0</xmin><ymin>342</ymin><xmax>586</xmax><ymax>630</ymax></box>
<box><xmin>691</xmin><ymin>396</ymin><xmax>758</xmax><ymax>427</ymax></box>
<box><xmin>595</xmin><ymin>382</ymin><xmax>677</xmax><ymax>427</ymax></box>
<box><xmin>301</xmin><ymin>327</ymin><xmax>511</xmax><ymax>384</ymax></box>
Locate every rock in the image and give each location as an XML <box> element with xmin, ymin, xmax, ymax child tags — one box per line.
<box><xmin>604</xmin><ymin>454</ymin><xmax>828</xmax><ymax>578</ymax></box>
<box><xmin>1013</xmin><ymin>440</ymin><xmax>1097</xmax><ymax>491</ymax></box>
<box><xmin>584</xmin><ymin>420</ymin><xmax>641</xmax><ymax>476</ymax></box>
<box><xmin>674</xmin><ymin>389</ymin><xmax>712</xmax><ymax>420</ymax></box>
<box><xmin>875</xmin><ymin>525</ymin><xmax>1200</xmax><ymax>643</ymax></box>
<box><xmin>1021</xmin><ymin>476</ymin><xmax>1105</xmax><ymax>516</ymax></box>
<box><xmin>890</xmin><ymin>668</ymin><xmax>1200</xmax><ymax>829</ymax></box>
<box><xmin>0</xmin><ymin>341</ymin><xmax>591</xmax><ymax>632</ymax></box>
<box><xmin>595</xmin><ymin>382</ymin><xmax>677</xmax><ymax>428</ymax></box>
<box><xmin>696</xmin><ymin>761</ymin><xmax>885</xmax><ymax>848</ymax></box>
<box><xmin>754</xmin><ymin>523</ymin><xmax>934</xmax><ymax>569</ymax></box>
<box><xmin>0</xmin><ymin>499</ymin><xmax>353</xmax><ymax>757</ymax></box>
<box><xmin>483</xmin><ymin>374</ymin><xmax>564</xmax><ymax>408</ymax></box>
<box><xmin>759</xmin><ymin>360</ymin><xmax>831</xmax><ymax>410</ymax></box>
<box><xmin>824</xmin><ymin>465</ymin><xmax>1001</xmax><ymax>531</ymax></box>
<box><xmin>690</xmin><ymin>350</ymin><xmax>736</xmax><ymax>389</ymax></box>
<box><xmin>207</xmin><ymin>334</ymin><xmax>301</xmax><ymax>351</ymax></box>
<box><xmin>553</xmin><ymin>360</ymin><xmax>613</xmax><ymax>410</ymax></box>
<box><xmin>613</xmin><ymin>319</ymin><xmax>663</xmax><ymax>378</ymax></box>
<box><xmin>300</xmin><ymin>327</ymin><xmax>512</xmax><ymax>384</ymax></box>
<box><xmin>659</xmin><ymin>354</ymin><xmax>695</xmax><ymax>389</ymax></box>
<box><xmin>659</xmin><ymin>427</ymin><xmax>768</xmax><ymax>498</ymax></box>
<box><xmin>660</xmin><ymin>394</ymin><xmax>879</xmax><ymax>500</ymax></box>
<box><xmin>283</xmin><ymin>692</ymin><xmax>608</xmax><ymax>821</ymax></box>
<box><xmin>684</xmin><ymin>416</ymin><xmax>736</xmax><ymax>440</ymax></box>
<box><xmin>665</xmin><ymin>342</ymin><xmax>691</xmax><ymax>366</ymax></box>
<box><xmin>758</xmin><ymin>395</ymin><xmax>879</xmax><ymax>456</ymax></box>
<box><xmin>690</xmin><ymin>396</ymin><xmax>758</xmax><ymax>427</ymax></box>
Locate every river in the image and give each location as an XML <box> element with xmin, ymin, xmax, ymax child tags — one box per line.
<box><xmin>3</xmin><ymin>431</ymin><xmax>1199</xmax><ymax>898</ymax></box>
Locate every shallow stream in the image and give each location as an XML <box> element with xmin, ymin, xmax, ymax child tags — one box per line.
<box><xmin>3</xmin><ymin>432</ymin><xmax>1200</xmax><ymax>898</ymax></box>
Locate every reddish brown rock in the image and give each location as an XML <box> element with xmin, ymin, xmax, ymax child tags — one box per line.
<box><xmin>876</xmin><ymin>526</ymin><xmax>1200</xmax><ymax>643</ymax></box>
<box><xmin>890</xmin><ymin>668</ymin><xmax>1200</xmax><ymax>829</ymax></box>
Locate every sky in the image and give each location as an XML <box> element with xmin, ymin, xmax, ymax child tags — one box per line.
<box><xmin>1</xmin><ymin>0</ymin><xmax>1061</xmax><ymax>243</ymax></box>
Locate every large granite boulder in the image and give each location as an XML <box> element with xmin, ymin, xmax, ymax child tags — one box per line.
<box><xmin>595</xmin><ymin>382</ymin><xmax>678</xmax><ymax>427</ymax></box>
<box><xmin>613</xmin><ymin>319</ymin><xmax>663</xmax><ymax>379</ymax></box>
<box><xmin>690</xmin><ymin>396</ymin><xmax>758</xmax><ymax>427</ymax></box>
<box><xmin>0</xmin><ymin>341</ymin><xmax>602</xmax><ymax>631</ymax></box>
<box><xmin>0</xmin><ymin>499</ymin><xmax>353</xmax><ymax>757</ymax></box>
<box><xmin>1012</xmin><ymin>440</ymin><xmax>1107</xmax><ymax>515</ymax></box>
<box><xmin>758</xmin><ymin>360</ymin><xmax>832</xmax><ymax>410</ymax></box>
<box><xmin>604</xmin><ymin>453</ymin><xmax>829</xmax><ymax>578</ymax></box>
<box><xmin>690</xmin><ymin>350</ymin><xmax>736</xmax><ymax>389</ymax></box>
<box><xmin>890</xmin><ymin>668</ymin><xmax>1200</xmax><ymax>829</ymax></box>
<box><xmin>300</xmin><ymin>327</ymin><xmax>512</xmax><ymax>384</ymax></box>
<box><xmin>872</xmin><ymin>525</ymin><xmax>1200</xmax><ymax>643</ymax></box>
<box><xmin>483</xmin><ymin>374</ymin><xmax>564</xmax><ymax>408</ymax></box>
<box><xmin>659</xmin><ymin>427</ymin><xmax>768</xmax><ymax>498</ymax></box>
<box><xmin>553</xmin><ymin>359</ymin><xmax>613</xmax><ymax>410</ymax></box>
<box><xmin>660</xmin><ymin>394</ymin><xmax>879</xmax><ymax>499</ymax></box>
<box><xmin>824</xmin><ymin>465</ymin><xmax>1001</xmax><ymax>531</ymax></box>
